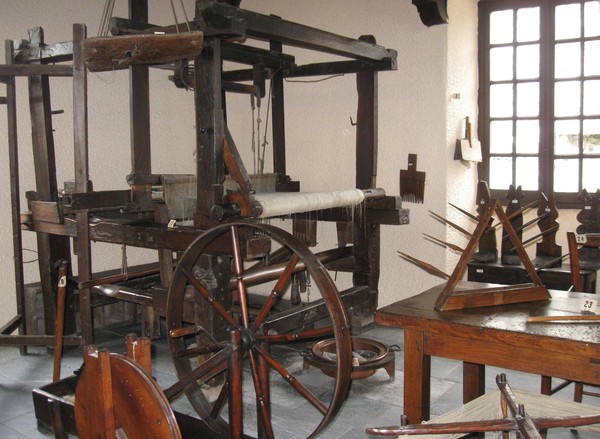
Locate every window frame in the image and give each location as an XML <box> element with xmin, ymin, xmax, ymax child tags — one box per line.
<box><xmin>478</xmin><ymin>0</ymin><xmax>599</xmax><ymax>208</ymax></box>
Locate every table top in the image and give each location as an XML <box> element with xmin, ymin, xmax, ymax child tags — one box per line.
<box><xmin>375</xmin><ymin>281</ymin><xmax>600</xmax><ymax>358</ymax></box>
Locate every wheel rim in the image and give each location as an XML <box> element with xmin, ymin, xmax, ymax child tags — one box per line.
<box><xmin>166</xmin><ymin>222</ymin><xmax>352</xmax><ymax>439</ymax></box>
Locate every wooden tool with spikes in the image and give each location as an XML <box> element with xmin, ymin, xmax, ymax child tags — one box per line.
<box><xmin>400</xmin><ymin>153</ymin><xmax>425</xmax><ymax>204</ymax></box>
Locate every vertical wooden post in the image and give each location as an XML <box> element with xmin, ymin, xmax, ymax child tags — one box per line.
<box><xmin>27</xmin><ymin>27</ymin><xmax>72</xmax><ymax>337</ymax></box>
<box><xmin>128</xmin><ymin>0</ymin><xmax>153</xmax><ymax>211</ymax></box>
<box><xmin>73</xmin><ymin>23</ymin><xmax>93</xmax><ymax>344</ymax></box>
<box><xmin>4</xmin><ymin>39</ymin><xmax>28</xmax><ymax>353</ymax></box>
<box><xmin>352</xmin><ymin>35</ymin><xmax>380</xmax><ymax>331</ymax></box>
<box><xmin>195</xmin><ymin>37</ymin><xmax>224</xmax><ymax>228</ymax></box>
<box><xmin>270</xmin><ymin>41</ymin><xmax>286</xmax><ymax>176</ymax></box>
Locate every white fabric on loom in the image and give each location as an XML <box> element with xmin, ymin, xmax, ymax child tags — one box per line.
<box><xmin>254</xmin><ymin>189</ymin><xmax>366</xmax><ymax>218</ymax></box>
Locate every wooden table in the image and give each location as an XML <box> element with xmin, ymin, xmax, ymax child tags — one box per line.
<box><xmin>375</xmin><ymin>282</ymin><xmax>600</xmax><ymax>423</ymax></box>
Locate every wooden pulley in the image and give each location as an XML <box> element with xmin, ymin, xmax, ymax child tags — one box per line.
<box><xmin>74</xmin><ymin>342</ymin><xmax>181</xmax><ymax>439</ymax></box>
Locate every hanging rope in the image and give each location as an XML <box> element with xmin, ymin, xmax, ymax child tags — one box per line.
<box><xmin>98</xmin><ymin>0</ymin><xmax>116</xmax><ymax>37</ymax></box>
<box><xmin>169</xmin><ymin>0</ymin><xmax>192</xmax><ymax>33</ymax></box>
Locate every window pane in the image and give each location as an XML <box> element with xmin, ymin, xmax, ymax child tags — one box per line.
<box><xmin>555</xmin><ymin>4</ymin><xmax>581</xmax><ymax>40</ymax></box>
<box><xmin>516</xmin><ymin>82</ymin><xmax>539</xmax><ymax>117</ymax></box>
<box><xmin>554</xmin><ymin>81</ymin><xmax>581</xmax><ymax>117</ymax></box>
<box><xmin>490</xmin><ymin>47</ymin><xmax>513</xmax><ymax>81</ymax></box>
<box><xmin>583</xmin><ymin>119</ymin><xmax>600</xmax><ymax>154</ymax></box>
<box><xmin>490</xmin><ymin>120</ymin><xmax>513</xmax><ymax>153</ymax></box>
<box><xmin>491</xmin><ymin>10</ymin><xmax>514</xmax><ymax>44</ymax></box>
<box><xmin>555</xmin><ymin>42</ymin><xmax>581</xmax><ymax>78</ymax></box>
<box><xmin>584</xmin><ymin>80</ymin><xmax>600</xmax><ymax>115</ymax></box>
<box><xmin>490</xmin><ymin>157</ymin><xmax>513</xmax><ymax>190</ymax></box>
<box><xmin>516</xmin><ymin>157</ymin><xmax>539</xmax><ymax>190</ymax></box>
<box><xmin>583</xmin><ymin>158</ymin><xmax>600</xmax><ymax>190</ymax></box>
<box><xmin>516</xmin><ymin>44</ymin><xmax>539</xmax><ymax>79</ymax></box>
<box><xmin>584</xmin><ymin>41</ymin><xmax>600</xmax><ymax>76</ymax></box>
<box><xmin>517</xmin><ymin>7</ymin><xmax>540</xmax><ymax>42</ymax></box>
<box><xmin>490</xmin><ymin>84</ymin><xmax>514</xmax><ymax>117</ymax></box>
<box><xmin>554</xmin><ymin>159</ymin><xmax>579</xmax><ymax>192</ymax></box>
<box><xmin>554</xmin><ymin>119</ymin><xmax>580</xmax><ymax>155</ymax></box>
<box><xmin>584</xmin><ymin>1</ymin><xmax>600</xmax><ymax>38</ymax></box>
<box><xmin>516</xmin><ymin>120</ymin><xmax>539</xmax><ymax>154</ymax></box>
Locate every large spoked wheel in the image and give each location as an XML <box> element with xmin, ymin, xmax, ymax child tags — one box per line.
<box><xmin>166</xmin><ymin>222</ymin><xmax>352</xmax><ymax>439</ymax></box>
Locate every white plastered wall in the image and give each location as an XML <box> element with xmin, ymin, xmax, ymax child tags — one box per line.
<box><xmin>4</xmin><ymin>1</ymin><xmax>579</xmax><ymax>329</ymax></box>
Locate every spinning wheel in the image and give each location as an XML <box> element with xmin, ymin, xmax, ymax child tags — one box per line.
<box><xmin>166</xmin><ymin>222</ymin><xmax>353</xmax><ymax>439</ymax></box>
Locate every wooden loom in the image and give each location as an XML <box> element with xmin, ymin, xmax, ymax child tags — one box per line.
<box><xmin>1</xmin><ymin>1</ymin><xmax>414</xmax><ymax>438</ymax></box>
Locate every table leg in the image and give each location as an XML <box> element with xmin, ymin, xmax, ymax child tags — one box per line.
<box><xmin>463</xmin><ymin>361</ymin><xmax>485</xmax><ymax>403</ymax></box>
<box><xmin>404</xmin><ymin>328</ymin><xmax>431</xmax><ymax>423</ymax></box>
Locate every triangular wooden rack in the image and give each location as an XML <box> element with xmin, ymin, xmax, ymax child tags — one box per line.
<box><xmin>435</xmin><ymin>199</ymin><xmax>551</xmax><ymax>311</ymax></box>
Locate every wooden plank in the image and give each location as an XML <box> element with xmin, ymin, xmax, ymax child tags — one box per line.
<box><xmin>82</xmin><ymin>32</ymin><xmax>203</xmax><ymax>72</ymax></box>
<box><xmin>13</xmin><ymin>40</ymin><xmax>73</xmax><ymax>63</ymax></box>
<box><xmin>197</xmin><ymin>1</ymin><xmax>397</xmax><ymax>62</ymax></box>
<box><xmin>0</xmin><ymin>64</ymin><xmax>73</xmax><ymax>77</ymax></box>
<box><xmin>30</xmin><ymin>200</ymin><xmax>62</xmax><ymax>224</ymax></box>
<box><xmin>70</xmin><ymin>190</ymin><xmax>131</xmax><ymax>210</ymax></box>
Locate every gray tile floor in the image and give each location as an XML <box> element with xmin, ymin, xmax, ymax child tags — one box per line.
<box><xmin>0</xmin><ymin>322</ymin><xmax>598</xmax><ymax>438</ymax></box>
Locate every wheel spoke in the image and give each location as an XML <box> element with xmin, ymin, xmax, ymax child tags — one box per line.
<box><xmin>254</xmin><ymin>345</ymin><xmax>328</xmax><ymax>415</ymax></box>
<box><xmin>180</xmin><ymin>265</ymin><xmax>238</xmax><ymax>327</ymax></box>
<box><xmin>230</xmin><ymin>225</ymin><xmax>251</xmax><ymax>328</ymax></box>
<box><xmin>164</xmin><ymin>344</ymin><xmax>232</xmax><ymax>401</ymax></box>
<box><xmin>210</xmin><ymin>381</ymin><xmax>229</xmax><ymax>420</ymax></box>
<box><xmin>256</xmin><ymin>326</ymin><xmax>334</xmax><ymax>344</ymax></box>
<box><xmin>176</xmin><ymin>341</ymin><xmax>228</xmax><ymax>359</ymax></box>
<box><xmin>251</xmin><ymin>254</ymin><xmax>300</xmax><ymax>332</ymax></box>
<box><xmin>248</xmin><ymin>351</ymin><xmax>275</xmax><ymax>439</ymax></box>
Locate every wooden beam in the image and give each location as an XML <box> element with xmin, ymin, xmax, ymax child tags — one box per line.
<box><xmin>82</xmin><ymin>32</ymin><xmax>203</xmax><ymax>72</ymax></box>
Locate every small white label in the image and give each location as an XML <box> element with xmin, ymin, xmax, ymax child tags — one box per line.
<box><xmin>581</xmin><ymin>298</ymin><xmax>598</xmax><ymax>314</ymax></box>
<box><xmin>545</xmin><ymin>207</ymin><xmax>551</xmax><ymax>212</ymax></box>
<box><xmin>512</xmin><ymin>199</ymin><xmax>518</xmax><ymax>204</ymax></box>
<box><xmin>576</xmin><ymin>234</ymin><xmax>587</xmax><ymax>244</ymax></box>
<box><xmin>476</xmin><ymin>268</ymin><xmax>484</xmax><ymax>273</ymax></box>
<box><xmin>585</xmin><ymin>205</ymin><xmax>592</xmax><ymax>210</ymax></box>
<box><xmin>58</xmin><ymin>275</ymin><xmax>67</xmax><ymax>288</ymax></box>
<box><xmin>168</xmin><ymin>219</ymin><xmax>177</xmax><ymax>229</ymax></box>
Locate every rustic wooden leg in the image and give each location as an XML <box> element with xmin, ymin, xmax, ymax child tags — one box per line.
<box><xmin>463</xmin><ymin>361</ymin><xmax>485</xmax><ymax>403</ymax></box>
<box><xmin>540</xmin><ymin>375</ymin><xmax>552</xmax><ymax>395</ymax></box>
<box><xmin>228</xmin><ymin>328</ymin><xmax>243</xmax><ymax>439</ymax></box>
<box><xmin>404</xmin><ymin>328</ymin><xmax>430</xmax><ymax>423</ymax></box>
<box><xmin>574</xmin><ymin>382</ymin><xmax>584</xmax><ymax>402</ymax></box>
<box><xmin>49</xmin><ymin>398</ymin><xmax>67</xmax><ymax>439</ymax></box>
<box><xmin>52</xmin><ymin>261</ymin><xmax>69</xmax><ymax>382</ymax></box>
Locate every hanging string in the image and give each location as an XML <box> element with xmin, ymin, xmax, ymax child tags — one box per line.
<box><xmin>251</xmin><ymin>94</ymin><xmax>257</xmax><ymax>174</ymax></box>
<box><xmin>168</xmin><ymin>0</ymin><xmax>180</xmax><ymax>33</ymax></box>
<box><xmin>121</xmin><ymin>244</ymin><xmax>128</xmax><ymax>279</ymax></box>
<box><xmin>169</xmin><ymin>0</ymin><xmax>192</xmax><ymax>33</ymax></box>
<box><xmin>178</xmin><ymin>0</ymin><xmax>192</xmax><ymax>31</ymax></box>
<box><xmin>258</xmin><ymin>77</ymin><xmax>274</xmax><ymax>175</ymax></box>
<box><xmin>97</xmin><ymin>0</ymin><xmax>116</xmax><ymax>37</ymax></box>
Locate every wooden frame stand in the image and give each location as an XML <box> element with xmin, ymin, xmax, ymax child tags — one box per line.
<box><xmin>435</xmin><ymin>199</ymin><xmax>550</xmax><ymax>311</ymax></box>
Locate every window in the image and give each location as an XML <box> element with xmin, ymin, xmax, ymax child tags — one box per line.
<box><xmin>479</xmin><ymin>0</ymin><xmax>600</xmax><ymax>208</ymax></box>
